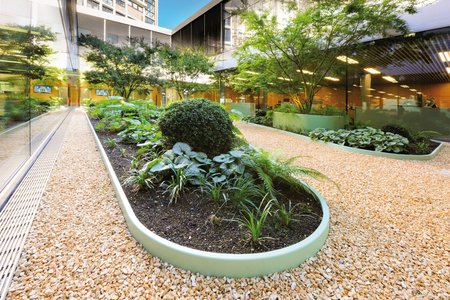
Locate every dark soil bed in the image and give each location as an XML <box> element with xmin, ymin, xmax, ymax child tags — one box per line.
<box><xmin>92</xmin><ymin>119</ymin><xmax>323</xmax><ymax>254</ymax></box>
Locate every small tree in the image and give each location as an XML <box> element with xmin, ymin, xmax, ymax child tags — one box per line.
<box><xmin>158</xmin><ymin>45</ymin><xmax>214</xmax><ymax>99</ymax></box>
<box><xmin>233</xmin><ymin>0</ymin><xmax>417</xmax><ymax>113</ymax></box>
<box><xmin>79</xmin><ymin>34</ymin><xmax>160</xmax><ymax>100</ymax></box>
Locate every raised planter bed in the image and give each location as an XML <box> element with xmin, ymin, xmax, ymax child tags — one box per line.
<box><xmin>273</xmin><ymin>111</ymin><xmax>347</xmax><ymax>132</ymax></box>
<box><xmin>244</xmin><ymin>122</ymin><xmax>444</xmax><ymax>161</ymax></box>
<box><xmin>86</xmin><ymin>112</ymin><xmax>330</xmax><ymax>278</ymax></box>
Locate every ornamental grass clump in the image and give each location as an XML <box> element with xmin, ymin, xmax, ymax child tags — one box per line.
<box><xmin>158</xmin><ymin>99</ymin><xmax>235</xmax><ymax>157</ymax></box>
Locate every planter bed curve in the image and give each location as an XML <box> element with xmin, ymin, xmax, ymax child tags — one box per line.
<box><xmin>246</xmin><ymin>122</ymin><xmax>444</xmax><ymax>161</ymax></box>
<box><xmin>87</xmin><ymin>112</ymin><xmax>330</xmax><ymax>278</ymax></box>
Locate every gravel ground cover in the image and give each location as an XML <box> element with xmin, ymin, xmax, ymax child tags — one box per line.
<box><xmin>8</xmin><ymin>112</ymin><xmax>449</xmax><ymax>299</ymax></box>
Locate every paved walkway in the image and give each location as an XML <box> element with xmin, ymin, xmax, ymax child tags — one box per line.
<box><xmin>7</xmin><ymin>113</ymin><xmax>449</xmax><ymax>299</ymax></box>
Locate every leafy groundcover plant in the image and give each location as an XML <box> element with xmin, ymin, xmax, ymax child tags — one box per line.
<box><xmin>309</xmin><ymin>126</ymin><xmax>440</xmax><ymax>154</ymax></box>
<box><xmin>89</xmin><ymin>98</ymin><xmax>326</xmax><ymax>254</ymax></box>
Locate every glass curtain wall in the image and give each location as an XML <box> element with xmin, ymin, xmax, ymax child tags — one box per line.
<box><xmin>0</xmin><ymin>0</ymin><xmax>72</xmax><ymax>194</ymax></box>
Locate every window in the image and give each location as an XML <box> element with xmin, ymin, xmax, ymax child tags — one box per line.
<box><xmin>129</xmin><ymin>1</ymin><xmax>143</xmax><ymax>12</ymax></box>
<box><xmin>224</xmin><ymin>28</ymin><xmax>231</xmax><ymax>44</ymax></box>
<box><xmin>103</xmin><ymin>0</ymin><xmax>113</xmax><ymax>6</ymax></box>
<box><xmin>86</xmin><ymin>0</ymin><xmax>99</xmax><ymax>9</ymax></box>
<box><xmin>106</xmin><ymin>33</ymin><xmax>118</xmax><ymax>44</ymax></box>
<box><xmin>102</xmin><ymin>6</ymin><xmax>113</xmax><ymax>13</ymax></box>
<box><xmin>116</xmin><ymin>0</ymin><xmax>125</xmax><ymax>7</ymax></box>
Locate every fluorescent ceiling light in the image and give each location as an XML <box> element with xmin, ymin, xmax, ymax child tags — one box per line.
<box><xmin>277</xmin><ymin>77</ymin><xmax>292</xmax><ymax>81</ymax></box>
<box><xmin>364</xmin><ymin>68</ymin><xmax>381</xmax><ymax>74</ymax></box>
<box><xmin>297</xmin><ymin>69</ymin><xmax>313</xmax><ymax>75</ymax></box>
<box><xmin>438</xmin><ymin>51</ymin><xmax>450</xmax><ymax>62</ymax></box>
<box><xmin>245</xmin><ymin>71</ymin><xmax>259</xmax><ymax>75</ymax></box>
<box><xmin>324</xmin><ymin>76</ymin><xmax>340</xmax><ymax>82</ymax></box>
<box><xmin>382</xmin><ymin>76</ymin><xmax>398</xmax><ymax>83</ymax></box>
<box><xmin>336</xmin><ymin>55</ymin><xmax>359</xmax><ymax>64</ymax></box>
<box><xmin>400</xmin><ymin>85</ymin><xmax>409</xmax><ymax>88</ymax></box>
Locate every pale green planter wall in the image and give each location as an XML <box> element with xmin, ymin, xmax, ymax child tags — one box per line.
<box><xmin>231</xmin><ymin>103</ymin><xmax>255</xmax><ymax>117</ymax></box>
<box><xmin>273</xmin><ymin>112</ymin><xmax>348</xmax><ymax>133</ymax></box>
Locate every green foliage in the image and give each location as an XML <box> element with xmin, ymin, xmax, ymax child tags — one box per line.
<box><xmin>124</xmin><ymin>161</ymin><xmax>156</xmax><ymax>192</ymax></box>
<box><xmin>158</xmin><ymin>99</ymin><xmax>235</xmax><ymax>156</ymax></box>
<box><xmin>274</xmin><ymin>103</ymin><xmax>300</xmax><ymax>114</ymax></box>
<box><xmin>244</xmin><ymin>149</ymin><xmax>327</xmax><ymax>198</ymax></box>
<box><xmin>234</xmin><ymin>1</ymin><xmax>414</xmax><ymax>113</ymax></box>
<box><xmin>158</xmin><ymin>45</ymin><xmax>213</xmax><ymax>99</ymax></box>
<box><xmin>164</xmin><ymin>166</ymin><xmax>189</xmax><ymax>204</ymax></box>
<box><xmin>381</xmin><ymin>124</ymin><xmax>413</xmax><ymax>140</ymax></box>
<box><xmin>204</xmin><ymin>181</ymin><xmax>227</xmax><ymax>203</ymax></box>
<box><xmin>309</xmin><ymin>127</ymin><xmax>409</xmax><ymax>153</ymax></box>
<box><xmin>105</xmin><ymin>138</ymin><xmax>117</xmax><ymax>148</ymax></box>
<box><xmin>3</xmin><ymin>96</ymin><xmax>54</xmax><ymax>125</ymax></box>
<box><xmin>228</xmin><ymin>177</ymin><xmax>265</xmax><ymax>208</ymax></box>
<box><xmin>311</xmin><ymin>105</ymin><xmax>345</xmax><ymax>116</ymax></box>
<box><xmin>209</xmin><ymin>149</ymin><xmax>248</xmax><ymax>183</ymax></box>
<box><xmin>242</xmin><ymin>110</ymin><xmax>273</xmax><ymax>127</ymax></box>
<box><xmin>237</xmin><ymin>197</ymin><xmax>275</xmax><ymax>244</ymax></box>
<box><xmin>0</xmin><ymin>24</ymin><xmax>56</xmax><ymax>80</ymax></box>
<box><xmin>276</xmin><ymin>201</ymin><xmax>299</xmax><ymax>227</ymax></box>
<box><xmin>79</xmin><ymin>34</ymin><xmax>160</xmax><ymax>100</ymax></box>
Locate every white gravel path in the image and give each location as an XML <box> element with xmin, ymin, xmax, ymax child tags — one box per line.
<box><xmin>7</xmin><ymin>113</ymin><xmax>450</xmax><ymax>299</ymax></box>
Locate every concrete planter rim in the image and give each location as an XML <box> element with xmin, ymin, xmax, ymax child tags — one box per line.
<box><xmin>86</xmin><ymin>112</ymin><xmax>330</xmax><ymax>277</ymax></box>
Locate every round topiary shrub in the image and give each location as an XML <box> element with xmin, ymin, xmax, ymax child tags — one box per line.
<box><xmin>158</xmin><ymin>99</ymin><xmax>234</xmax><ymax>156</ymax></box>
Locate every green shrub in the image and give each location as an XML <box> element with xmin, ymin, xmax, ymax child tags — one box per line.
<box><xmin>158</xmin><ymin>99</ymin><xmax>234</xmax><ymax>156</ymax></box>
<box><xmin>242</xmin><ymin>110</ymin><xmax>273</xmax><ymax>126</ymax></box>
<box><xmin>274</xmin><ymin>103</ymin><xmax>300</xmax><ymax>113</ymax></box>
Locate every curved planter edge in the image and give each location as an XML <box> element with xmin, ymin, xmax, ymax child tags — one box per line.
<box><xmin>86</xmin><ymin>112</ymin><xmax>330</xmax><ymax>278</ymax></box>
<box><xmin>243</xmin><ymin>122</ymin><xmax>445</xmax><ymax>161</ymax></box>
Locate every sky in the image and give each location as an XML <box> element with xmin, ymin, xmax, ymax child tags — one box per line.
<box><xmin>159</xmin><ymin>0</ymin><xmax>212</xmax><ymax>29</ymax></box>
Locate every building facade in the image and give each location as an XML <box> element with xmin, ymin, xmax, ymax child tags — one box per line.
<box><xmin>77</xmin><ymin>0</ymin><xmax>158</xmax><ymax>25</ymax></box>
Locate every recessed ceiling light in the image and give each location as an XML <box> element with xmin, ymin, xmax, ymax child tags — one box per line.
<box><xmin>336</xmin><ymin>55</ymin><xmax>359</xmax><ymax>64</ymax></box>
<box><xmin>382</xmin><ymin>76</ymin><xmax>398</xmax><ymax>83</ymax></box>
<box><xmin>364</xmin><ymin>68</ymin><xmax>381</xmax><ymax>74</ymax></box>
<box><xmin>438</xmin><ymin>51</ymin><xmax>450</xmax><ymax>62</ymax></box>
<box><xmin>325</xmin><ymin>76</ymin><xmax>340</xmax><ymax>81</ymax></box>
<box><xmin>378</xmin><ymin>91</ymin><xmax>386</xmax><ymax>94</ymax></box>
<box><xmin>369</xmin><ymin>88</ymin><xmax>375</xmax><ymax>91</ymax></box>
<box><xmin>400</xmin><ymin>85</ymin><xmax>409</xmax><ymax>88</ymax></box>
<box><xmin>409</xmin><ymin>88</ymin><xmax>417</xmax><ymax>92</ymax></box>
